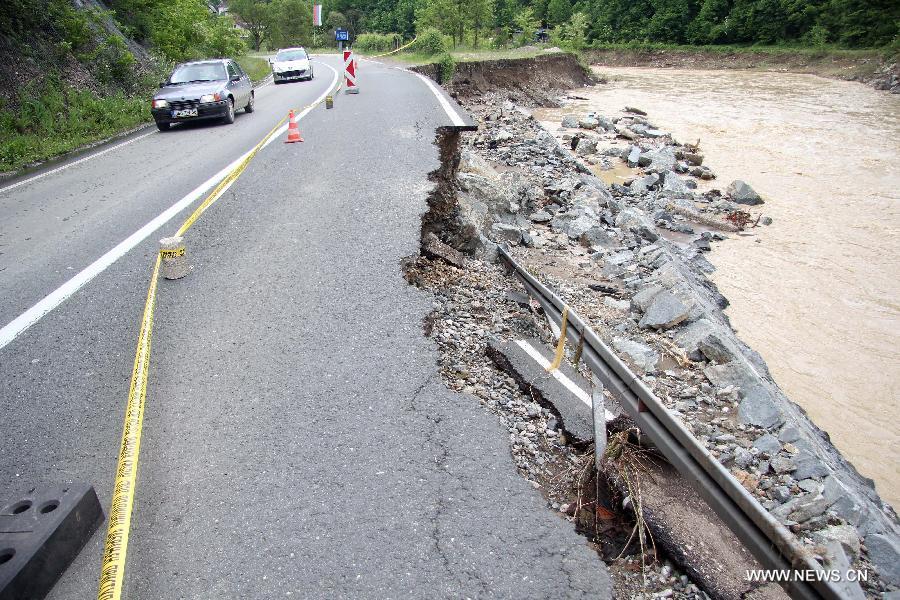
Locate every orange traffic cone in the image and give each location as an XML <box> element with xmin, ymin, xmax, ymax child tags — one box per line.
<box><xmin>285</xmin><ymin>110</ymin><xmax>303</xmax><ymax>143</ymax></box>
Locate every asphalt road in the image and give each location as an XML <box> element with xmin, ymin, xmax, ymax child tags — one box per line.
<box><xmin>1</xmin><ymin>55</ymin><xmax>610</xmax><ymax>598</ymax></box>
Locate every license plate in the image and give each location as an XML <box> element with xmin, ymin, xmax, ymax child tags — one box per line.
<box><xmin>172</xmin><ymin>108</ymin><xmax>198</xmax><ymax>118</ymax></box>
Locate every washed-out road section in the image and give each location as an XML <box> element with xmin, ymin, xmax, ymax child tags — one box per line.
<box><xmin>0</xmin><ymin>55</ymin><xmax>610</xmax><ymax>598</ymax></box>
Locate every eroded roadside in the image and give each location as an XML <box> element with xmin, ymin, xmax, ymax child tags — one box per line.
<box><xmin>404</xmin><ymin>54</ymin><xmax>900</xmax><ymax>599</ymax></box>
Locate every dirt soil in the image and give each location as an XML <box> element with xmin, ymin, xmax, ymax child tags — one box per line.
<box><xmin>412</xmin><ymin>53</ymin><xmax>595</xmax><ymax>106</ymax></box>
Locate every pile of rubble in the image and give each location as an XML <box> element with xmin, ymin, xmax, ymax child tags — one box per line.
<box><xmin>417</xmin><ymin>88</ymin><xmax>900</xmax><ymax>597</ymax></box>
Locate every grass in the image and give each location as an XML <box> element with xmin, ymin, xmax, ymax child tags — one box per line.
<box><xmin>0</xmin><ymin>83</ymin><xmax>150</xmax><ymax>174</ymax></box>
<box><xmin>235</xmin><ymin>55</ymin><xmax>271</xmax><ymax>84</ymax></box>
<box><xmin>380</xmin><ymin>44</ymin><xmax>553</xmax><ymax>66</ymax></box>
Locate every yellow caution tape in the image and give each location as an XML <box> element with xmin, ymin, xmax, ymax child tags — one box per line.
<box><xmin>97</xmin><ymin>255</ymin><xmax>160</xmax><ymax>600</ymax></box>
<box><xmin>159</xmin><ymin>247</ymin><xmax>185</xmax><ymax>259</ymax></box>
<box><xmin>547</xmin><ymin>306</ymin><xmax>569</xmax><ymax>372</ymax></box>
<box><xmin>367</xmin><ymin>37</ymin><xmax>418</xmax><ymax>59</ymax></box>
<box><xmin>97</xmin><ymin>76</ymin><xmax>345</xmax><ymax>600</ymax></box>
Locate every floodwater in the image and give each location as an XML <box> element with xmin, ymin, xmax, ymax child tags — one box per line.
<box><xmin>536</xmin><ymin>66</ymin><xmax>900</xmax><ymax>507</ymax></box>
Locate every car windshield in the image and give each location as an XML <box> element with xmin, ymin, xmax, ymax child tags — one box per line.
<box><xmin>275</xmin><ymin>50</ymin><xmax>307</xmax><ymax>62</ymax></box>
<box><xmin>169</xmin><ymin>63</ymin><xmax>227</xmax><ymax>84</ymax></box>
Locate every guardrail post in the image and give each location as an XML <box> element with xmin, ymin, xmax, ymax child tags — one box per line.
<box><xmin>592</xmin><ymin>374</ymin><xmax>607</xmax><ymax>470</ymax></box>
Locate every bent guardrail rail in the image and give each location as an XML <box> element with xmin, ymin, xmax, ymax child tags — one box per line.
<box><xmin>497</xmin><ymin>245</ymin><xmax>843</xmax><ymax>600</ymax></box>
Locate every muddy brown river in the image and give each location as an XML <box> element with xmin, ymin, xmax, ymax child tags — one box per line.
<box><xmin>536</xmin><ymin>66</ymin><xmax>900</xmax><ymax>507</ymax></box>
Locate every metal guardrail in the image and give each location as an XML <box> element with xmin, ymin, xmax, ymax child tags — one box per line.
<box><xmin>498</xmin><ymin>246</ymin><xmax>843</xmax><ymax>600</ymax></box>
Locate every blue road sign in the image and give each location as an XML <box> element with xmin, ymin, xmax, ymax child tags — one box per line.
<box><xmin>335</xmin><ymin>29</ymin><xmax>349</xmax><ymax>42</ymax></box>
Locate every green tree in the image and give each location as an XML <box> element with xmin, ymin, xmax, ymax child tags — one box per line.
<box><xmin>466</xmin><ymin>0</ymin><xmax>494</xmax><ymax>47</ymax></box>
<box><xmin>546</xmin><ymin>0</ymin><xmax>572</xmax><ymax>26</ymax></box>
<box><xmin>229</xmin><ymin>0</ymin><xmax>272</xmax><ymax>50</ymax></box>
<box><xmin>513</xmin><ymin>6</ymin><xmax>539</xmax><ymax>43</ymax></box>
<box><xmin>269</xmin><ymin>0</ymin><xmax>313</xmax><ymax>48</ymax></box>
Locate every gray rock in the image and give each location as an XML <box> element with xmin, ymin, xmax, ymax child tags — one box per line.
<box><xmin>823</xmin><ymin>541</ymin><xmax>867</xmax><ymax>600</ymax></box>
<box><xmin>626</xmin><ymin>145</ymin><xmax>642</xmax><ymax>168</ymax></box>
<box><xmin>630</xmin><ymin>173</ymin><xmax>660</xmax><ymax>194</ymax></box>
<box><xmin>561</xmin><ymin>115</ymin><xmax>579</xmax><ymax>128</ymax></box>
<box><xmin>615</xmin><ymin>207</ymin><xmax>659</xmax><ymax>242</ymax></box>
<box><xmin>551</xmin><ymin>206</ymin><xmax>601</xmax><ymax>239</ymax></box>
<box><xmin>638</xmin><ymin>291</ymin><xmax>691</xmax><ymax>330</ymax></box>
<box><xmin>490</xmin><ymin>223</ymin><xmax>522</xmax><ymax>245</ymax></box>
<box><xmin>603</xmin><ymin>297</ymin><xmax>630</xmax><ymax>311</ymax></box>
<box><xmin>642</xmin><ymin>147</ymin><xmax>677</xmax><ymax>172</ymax></box>
<box><xmin>865</xmin><ymin>533</ymin><xmax>900</xmax><ymax>586</ymax></box>
<box><xmin>644</xmin><ymin>129</ymin><xmax>666</xmax><ymax>138</ymax></box>
<box><xmin>529</xmin><ymin>210</ymin><xmax>552</xmax><ymax>223</ymax></box>
<box><xmin>792</xmin><ymin>451</ymin><xmax>830</xmax><ymax>481</ymax></box>
<box><xmin>576</xmin><ymin>137</ymin><xmax>598</xmax><ymax>156</ymax></box>
<box><xmin>683</xmin><ymin>152</ymin><xmax>703</xmax><ymax>166</ymax></box>
<box><xmin>615</xmin><ymin>124</ymin><xmax>638</xmax><ymax>140</ymax></box>
<box><xmin>813</xmin><ymin>525</ymin><xmax>861</xmax><ymax>559</ymax></box>
<box><xmin>661</xmin><ymin>171</ymin><xmax>690</xmax><ymax>196</ymax></box>
<box><xmin>580</xmin><ymin>226</ymin><xmax>618</xmax><ymax>249</ymax></box>
<box><xmin>726</xmin><ymin>180</ymin><xmax>764</xmax><ymax>205</ymax></box>
<box><xmin>674</xmin><ymin>319</ymin><xmax>717</xmax><ymax>358</ymax></box>
<box><xmin>625</xmin><ymin>106</ymin><xmax>647</xmax><ymax>116</ymax></box>
<box><xmin>752</xmin><ymin>433</ymin><xmax>782</xmax><ymax>456</ymax></box>
<box><xmin>579</xmin><ymin>117</ymin><xmax>599</xmax><ymax>130</ymax></box>
<box><xmin>789</xmin><ymin>494</ymin><xmax>834</xmax><ymax>522</ymax></box>
<box><xmin>738</xmin><ymin>391</ymin><xmax>783</xmax><ymax>429</ymax></box>
<box><xmin>631</xmin><ymin>285</ymin><xmax>663</xmax><ymax>313</ymax></box>
<box><xmin>771</xmin><ymin>486</ymin><xmax>792</xmax><ymax>503</ymax></box>
<box><xmin>697</xmin><ymin>333</ymin><xmax>735</xmax><ymax>364</ymax></box>
<box><xmin>597</xmin><ymin>117</ymin><xmax>615</xmax><ymax>131</ymax></box>
<box><xmin>778</xmin><ymin>425</ymin><xmax>801</xmax><ymax>443</ymax></box>
<box><xmin>494</xmin><ymin>129</ymin><xmax>515</xmax><ymax>143</ymax></box>
<box><xmin>734</xmin><ymin>447</ymin><xmax>754</xmax><ymax>468</ymax></box>
<box><xmin>771</xmin><ymin>456</ymin><xmax>797</xmax><ymax>474</ymax></box>
<box><xmin>613</xmin><ymin>337</ymin><xmax>660</xmax><ymax>373</ymax></box>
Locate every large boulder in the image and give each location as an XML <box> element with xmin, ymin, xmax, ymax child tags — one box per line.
<box><xmin>865</xmin><ymin>533</ymin><xmax>900</xmax><ymax>586</ymax></box>
<box><xmin>576</xmin><ymin>137</ymin><xmax>598</xmax><ymax>156</ymax></box>
<box><xmin>641</xmin><ymin>146</ymin><xmax>677</xmax><ymax>172</ymax></box>
<box><xmin>615</xmin><ymin>208</ymin><xmax>659</xmax><ymax>242</ymax></box>
<box><xmin>561</xmin><ymin>115</ymin><xmax>579</xmax><ymax>128</ymax></box>
<box><xmin>726</xmin><ymin>180</ymin><xmax>764</xmax><ymax>205</ymax></box>
<box><xmin>638</xmin><ymin>290</ymin><xmax>691</xmax><ymax>330</ymax></box>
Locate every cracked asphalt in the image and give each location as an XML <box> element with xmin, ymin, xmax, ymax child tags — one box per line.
<box><xmin>1</xmin><ymin>55</ymin><xmax>611</xmax><ymax>598</ymax></box>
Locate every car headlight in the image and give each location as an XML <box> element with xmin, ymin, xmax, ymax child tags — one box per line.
<box><xmin>200</xmin><ymin>93</ymin><xmax>222</xmax><ymax>103</ymax></box>
<box><xmin>151</xmin><ymin>99</ymin><xmax>167</xmax><ymax>108</ymax></box>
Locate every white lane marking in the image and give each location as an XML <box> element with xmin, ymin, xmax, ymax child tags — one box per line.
<box><xmin>412</xmin><ymin>72</ymin><xmax>466</xmax><ymax>127</ymax></box>
<box><xmin>515</xmin><ymin>339</ymin><xmax>616</xmax><ymax>422</ymax></box>
<box><xmin>0</xmin><ymin>131</ymin><xmax>157</xmax><ymax>196</ymax></box>
<box><xmin>0</xmin><ymin>62</ymin><xmax>339</xmax><ymax>351</ymax></box>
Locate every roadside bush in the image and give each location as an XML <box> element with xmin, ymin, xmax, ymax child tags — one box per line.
<box><xmin>355</xmin><ymin>32</ymin><xmax>402</xmax><ymax>53</ymax></box>
<box><xmin>411</xmin><ymin>27</ymin><xmax>449</xmax><ymax>55</ymax></box>
<box><xmin>436</xmin><ymin>52</ymin><xmax>456</xmax><ymax>83</ymax></box>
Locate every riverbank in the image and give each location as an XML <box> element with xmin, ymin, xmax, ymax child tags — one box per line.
<box><xmin>584</xmin><ymin>44</ymin><xmax>900</xmax><ymax>91</ymax></box>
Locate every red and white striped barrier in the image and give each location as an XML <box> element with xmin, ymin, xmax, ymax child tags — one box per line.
<box><xmin>344</xmin><ymin>50</ymin><xmax>359</xmax><ymax>94</ymax></box>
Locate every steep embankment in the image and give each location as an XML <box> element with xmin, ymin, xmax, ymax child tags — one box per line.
<box><xmin>583</xmin><ymin>46</ymin><xmax>900</xmax><ymax>92</ymax></box>
<box><xmin>412</xmin><ymin>52</ymin><xmax>595</xmax><ymax>105</ymax></box>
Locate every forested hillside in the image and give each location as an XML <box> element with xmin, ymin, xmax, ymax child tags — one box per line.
<box><xmin>320</xmin><ymin>0</ymin><xmax>897</xmax><ymax>48</ymax></box>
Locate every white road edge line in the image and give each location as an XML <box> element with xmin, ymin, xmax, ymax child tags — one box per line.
<box><xmin>357</xmin><ymin>57</ymin><xmax>467</xmax><ymax>128</ymax></box>
<box><xmin>0</xmin><ymin>61</ymin><xmax>339</xmax><ymax>351</ymax></box>
<box><xmin>412</xmin><ymin>72</ymin><xmax>466</xmax><ymax>127</ymax></box>
<box><xmin>515</xmin><ymin>339</ymin><xmax>616</xmax><ymax>422</ymax></box>
<box><xmin>0</xmin><ymin>131</ymin><xmax>157</xmax><ymax>196</ymax></box>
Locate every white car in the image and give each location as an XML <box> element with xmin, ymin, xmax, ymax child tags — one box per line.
<box><xmin>270</xmin><ymin>47</ymin><xmax>314</xmax><ymax>83</ymax></box>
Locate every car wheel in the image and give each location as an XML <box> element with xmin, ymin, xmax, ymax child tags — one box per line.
<box><xmin>309</xmin><ymin>68</ymin><xmax>314</xmax><ymax>80</ymax></box>
<box><xmin>156</xmin><ymin>121</ymin><xmax>170</xmax><ymax>132</ymax></box>
<box><xmin>244</xmin><ymin>92</ymin><xmax>254</xmax><ymax>113</ymax></box>
<box><xmin>223</xmin><ymin>98</ymin><xmax>235</xmax><ymax>124</ymax></box>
